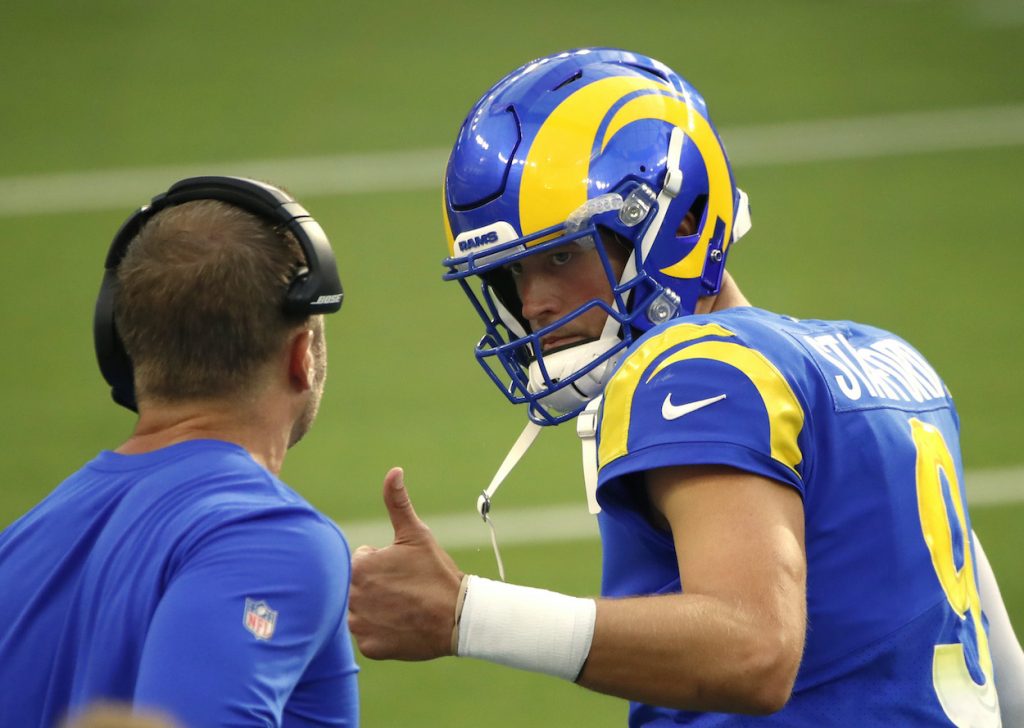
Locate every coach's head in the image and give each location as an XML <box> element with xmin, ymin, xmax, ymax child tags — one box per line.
<box><xmin>96</xmin><ymin>177</ymin><xmax>344</xmax><ymax>466</ymax></box>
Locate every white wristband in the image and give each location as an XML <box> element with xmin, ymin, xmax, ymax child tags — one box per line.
<box><xmin>455</xmin><ymin>575</ymin><xmax>597</xmax><ymax>682</ymax></box>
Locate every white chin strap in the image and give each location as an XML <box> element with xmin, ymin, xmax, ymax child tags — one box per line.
<box><xmin>575</xmin><ymin>395</ymin><xmax>603</xmax><ymax>516</ymax></box>
<box><xmin>526</xmin><ymin>336</ymin><xmax>623</xmax><ymax>417</ymax></box>
<box><xmin>478</xmin><ymin>332</ymin><xmax>621</xmax><ymax>580</ymax></box>
<box><xmin>474</xmin><ymin>215</ymin><xmax>641</xmax><ymax>578</ymax></box>
<box><xmin>476</xmin><ymin>418</ymin><xmax>543</xmax><ymax>582</ymax></box>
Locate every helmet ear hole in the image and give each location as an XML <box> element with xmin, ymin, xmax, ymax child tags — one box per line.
<box><xmin>677</xmin><ymin>196</ymin><xmax>707</xmax><ymax>238</ymax></box>
<box><xmin>676</xmin><ymin>211</ymin><xmax>698</xmax><ymax>238</ymax></box>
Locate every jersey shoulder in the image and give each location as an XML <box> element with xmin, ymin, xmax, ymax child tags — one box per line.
<box><xmin>597</xmin><ymin>308</ymin><xmax>813</xmax><ymax>490</ymax></box>
<box><xmin>596</xmin><ymin>308</ymin><xmax>953</xmax><ymax>492</ymax></box>
<box><xmin>96</xmin><ymin>440</ymin><xmax>351</xmax><ymax>584</ymax></box>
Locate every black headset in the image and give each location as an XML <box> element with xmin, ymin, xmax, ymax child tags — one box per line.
<box><xmin>94</xmin><ymin>175</ymin><xmax>344</xmax><ymax>412</ymax></box>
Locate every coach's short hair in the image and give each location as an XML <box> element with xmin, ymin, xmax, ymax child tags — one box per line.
<box><xmin>114</xmin><ymin>199</ymin><xmax>307</xmax><ymax>403</ymax></box>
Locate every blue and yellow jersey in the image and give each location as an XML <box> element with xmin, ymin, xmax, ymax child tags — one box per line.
<box><xmin>595</xmin><ymin>307</ymin><xmax>1000</xmax><ymax>727</ymax></box>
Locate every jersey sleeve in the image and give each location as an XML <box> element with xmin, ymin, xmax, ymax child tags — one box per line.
<box><xmin>133</xmin><ymin>509</ymin><xmax>358</xmax><ymax>728</ymax></box>
<box><xmin>596</xmin><ymin>322</ymin><xmax>809</xmax><ymax>511</ymax></box>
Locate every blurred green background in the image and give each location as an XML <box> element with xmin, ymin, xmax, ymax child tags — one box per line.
<box><xmin>1</xmin><ymin>1</ymin><xmax>1021</xmax><ymax>725</ymax></box>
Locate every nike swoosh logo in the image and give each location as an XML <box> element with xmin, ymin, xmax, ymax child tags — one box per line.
<box><xmin>661</xmin><ymin>393</ymin><xmax>727</xmax><ymax>421</ymax></box>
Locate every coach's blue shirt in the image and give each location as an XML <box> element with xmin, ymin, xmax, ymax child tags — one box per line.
<box><xmin>596</xmin><ymin>308</ymin><xmax>1000</xmax><ymax>726</ymax></box>
<box><xmin>0</xmin><ymin>439</ymin><xmax>358</xmax><ymax>727</ymax></box>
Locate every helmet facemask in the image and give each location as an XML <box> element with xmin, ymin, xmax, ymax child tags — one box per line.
<box><xmin>442</xmin><ymin>48</ymin><xmax>751</xmax><ymax>425</ymax></box>
<box><xmin>444</xmin><ymin>185</ymin><xmax>674</xmax><ymax>425</ymax></box>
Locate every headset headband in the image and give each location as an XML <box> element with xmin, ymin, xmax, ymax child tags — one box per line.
<box><xmin>94</xmin><ymin>175</ymin><xmax>344</xmax><ymax>412</ymax></box>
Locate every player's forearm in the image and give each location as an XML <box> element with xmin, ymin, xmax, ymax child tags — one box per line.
<box><xmin>579</xmin><ymin>592</ymin><xmax>803</xmax><ymax>714</ymax></box>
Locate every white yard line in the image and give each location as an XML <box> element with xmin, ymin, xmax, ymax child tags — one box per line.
<box><xmin>2</xmin><ymin>104</ymin><xmax>1023</xmax><ymax>218</ymax></box>
<box><xmin>969</xmin><ymin>0</ymin><xmax>1024</xmax><ymax>27</ymax></box>
<box><xmin>338</xmin><ymin>465</ymin><xmax>1024</xmax><ymax>550</ymax></box>
<box><xmin>0</xmin><ymin>147</ymin><xmax>449</xmax><ymax>218</ymax></box>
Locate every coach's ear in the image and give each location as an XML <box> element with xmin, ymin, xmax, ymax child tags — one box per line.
<box><xmin>287</xmin><ymin>328</ymin><xmax>315</xmax><ymax>392</ymax></box>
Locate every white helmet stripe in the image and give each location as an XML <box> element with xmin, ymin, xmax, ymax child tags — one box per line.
<box><xmin>639</xmin><ymin>126</ymin><xmax>687</xmax><ymax>264</ymax></box>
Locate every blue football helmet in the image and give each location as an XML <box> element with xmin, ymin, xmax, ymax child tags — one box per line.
<box><xmin>442</xmin><ymin>48</ymin><xmax>751</xmax><ymax>425</ymax></box>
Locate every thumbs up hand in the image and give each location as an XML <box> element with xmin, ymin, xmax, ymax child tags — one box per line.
<box><xmin>380</xmin><ymin>466</ymin><xmax>432</xmax><ymax>546</ymax></box>
<box><xmin>349</xmin><ymin>467</ymin><xmax>464</xmax><ymax>661</ymax></box>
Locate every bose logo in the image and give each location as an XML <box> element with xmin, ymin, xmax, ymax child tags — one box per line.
<box><xmin>458</xmin><ymin>231</ymin><xmax>499</xmax><ymax>252</ymax></box>
<box><xmin>314</xmin><ymin>294</ymin><xmax>343</xmax><ymax>304</ymax></box>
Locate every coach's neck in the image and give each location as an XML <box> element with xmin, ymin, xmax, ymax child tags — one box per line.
<box><xmin>117</xmin><ymin>327</ymin><xmax>320</xmax><ymax>475</ymax></box>
<box><xmin>116</xmin><ymin>390</ymin><xmax>292</xmax><ymax>475</ymax></box>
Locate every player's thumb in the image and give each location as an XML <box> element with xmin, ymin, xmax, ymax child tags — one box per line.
<box><xmin>382</xmin><ymin>467</ymin><xmax>426</xmax><ymax>542</ymax></box>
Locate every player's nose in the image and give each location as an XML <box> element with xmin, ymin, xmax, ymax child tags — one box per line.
<box><xmin>518</xmin><ymin>270</ymin><xmax>561</xmax><ymax>325</ymax></box>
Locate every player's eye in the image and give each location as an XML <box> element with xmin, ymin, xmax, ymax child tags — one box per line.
<box><xmin>550</xmin><ymin>251</ymin><xmax>573</xmax><ymax>266</ymax></box>
<box><xmin>504</xmin><ymin>260</ymin><xmax>524</xmax><ymax>277</ymax></box>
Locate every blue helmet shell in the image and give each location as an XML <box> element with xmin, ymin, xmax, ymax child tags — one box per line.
<box><xmin>442</xmin><ymin>48</ymin><xmax>749</xmax><ymax>423</ymax></box>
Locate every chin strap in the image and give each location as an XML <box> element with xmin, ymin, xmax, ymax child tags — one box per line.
<box><xmin>576</xmin><ymin>396</ymin><xmax>603</xmax><ymax>515</ymax></box>
<box><xmin>476</xmin><ymin>419</ymin><xmax>543</xmax><ymax>581</ymax></box>
<box><xmin>475</xmin><ymin>394</ymin><xmax>605</xmax><ymax>581</ymax></box>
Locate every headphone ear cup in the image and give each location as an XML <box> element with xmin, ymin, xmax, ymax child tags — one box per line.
<box><xmin>280</xmin><ymin>216</ymin><xmax>343</xmax><ymax>314</ymax></box>
<box><xmin>93</xmin><ymin>269</ymin><xmax>137</xmax><ymax>412</ymax></box>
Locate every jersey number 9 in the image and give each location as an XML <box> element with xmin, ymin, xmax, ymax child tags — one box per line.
<box><xmin>911</xmin><ymin>417</ymin><xmax>1001</xmax><ymax>727</ymax></box>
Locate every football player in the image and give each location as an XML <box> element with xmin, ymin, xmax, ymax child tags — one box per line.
<box><xmin>349</xmin><ymin>48</ymin><xmax>1023</xmax><ymax>725</ymax></box>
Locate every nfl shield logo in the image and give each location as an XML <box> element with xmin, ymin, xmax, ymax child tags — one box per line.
<box><xmin>244</xmin><ymin>598</ymin><xmax>277</xmax><ymax>640</ymax></box>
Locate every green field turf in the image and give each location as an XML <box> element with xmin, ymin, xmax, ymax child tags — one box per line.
<box><xmin>1</xmin><ymin>1</ymin><xmax>1022</xmax><ymax>725</ymax></box>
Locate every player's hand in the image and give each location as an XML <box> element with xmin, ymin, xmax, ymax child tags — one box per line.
<box><xmin>348</xmin><ymin>467</ymin><xmax>464</xmax><ymax>661</ymax></box>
